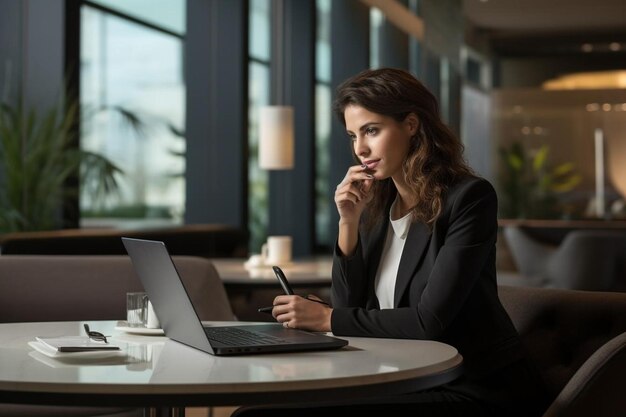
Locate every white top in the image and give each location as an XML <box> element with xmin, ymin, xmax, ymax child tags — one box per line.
<box><xmin>375</xmin><ymin>199</ymin><xmax>412</xmax><ymax>309</ymax></box>
<box><xmin>0</xmin><ymin>320</ymin><xmax>462</xmax><ymax>407</ymax></box>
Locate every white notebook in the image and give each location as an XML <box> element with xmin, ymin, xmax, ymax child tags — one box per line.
<box><xmin>35</xmin><ymin>336</ymin><xmax>120</xmax><ymax>352</ymax></box>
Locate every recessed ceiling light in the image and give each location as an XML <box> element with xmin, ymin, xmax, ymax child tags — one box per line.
<box><xmin>586</xmin><ymin>103</ymin><xmax>600</xmax><ymax>112</ymax></box>
<box><xmin>543</xmin><ymin>70</ymin><xmax>626</xmax><ymax>90</ymax></box>
<box><xmin>609</xmin><ymin>42</ymin><xmax>621</xmax><ymax>51</ymax></box>
<box><xmin>581</xmin><ymin>43</ymin><xmax>593</xmax><ymax>52</ymax></box>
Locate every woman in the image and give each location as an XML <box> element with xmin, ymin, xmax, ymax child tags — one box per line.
<box><xmin>235</xmin><ymin>68</ymin><xmax>549</xmax><ymax>417</ymax></box>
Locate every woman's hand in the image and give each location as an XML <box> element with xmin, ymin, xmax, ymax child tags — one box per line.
<box><xmin>334</xmin><ymin>165</ymin><xmax>374</xmax><ymax>256</ymax></box>
<box><xmin>271</xmin><ymin>295</ymin><xmax>332</xmax><ymax>332</ymax></box>
<box><xmin>334</xmin><ymin>164</ymin><xmax>374</xmax><ymax>225</ymax></box>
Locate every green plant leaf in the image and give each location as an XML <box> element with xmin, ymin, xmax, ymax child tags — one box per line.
<box><xmin>552</xmin><ymin>162</ymin><xmax>575</xmax><ymax>175</ymax></box>
<box><xmin>532</xmin><ymin>145</ymin><xmax>549</xmax><ymax>172</ymax></box>
<box><xmin>507</xmin><ymin>153</ymin><xmax>523</xmax><ymax>170</ymax></box>
<box><xmin>551</xmin><ymin>174</ymin><xmax>582</xmax><ymax>192</ymax></box>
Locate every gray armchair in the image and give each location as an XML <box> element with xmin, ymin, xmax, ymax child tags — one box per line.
<box><xmin>502</xmin><ymin>226</ymin><xmax>626</xmax><ymax>291</ymax></box>
<box><xmin>0</xmin><ymin>255</ymin><xmax>234</xmax><ymax>416</ymax></box>
<box><xmin>499</xmin><ymin>285</ymin><xmax>626</xmax><ymax>417</ymax></box>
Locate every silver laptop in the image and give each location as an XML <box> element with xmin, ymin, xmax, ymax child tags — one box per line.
<box><xmin>122</xmin><ymin>237</ymin><xmax>348</xmax><ymax>355</ymax></box>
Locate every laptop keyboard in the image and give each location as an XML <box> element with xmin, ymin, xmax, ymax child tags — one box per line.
<box><xmin>204</xmin><ymin>326</ymin><xmax>291</xmax><ymax>346</ymax></box>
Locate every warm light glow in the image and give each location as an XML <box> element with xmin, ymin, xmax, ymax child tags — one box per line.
<box><xmin>543</xmin><ymin>70</ymin><xmax>626</xmax><ymax>90</ymax></box>
<box><xmin>359</xmin><ymin>0</ymin><xmax>424</xmax><ymax>40</ymax></box>
<box><xmin>258</xmin><ymin>106</ymin><xmax>294</xmax><ymax>170</ymax></box>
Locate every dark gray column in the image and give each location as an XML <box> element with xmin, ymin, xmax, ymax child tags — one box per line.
<box><xmin>0</xmin><ymin>0</ymin><xmax>65</xmax><ymax>112</ymax></box>
<box><xmin>22</xmin><ymin>0</ymin><xmax>65</xmax><ymax>114</ymax></box>
<box><xmin>0</xmin><ymin>0</ymin><xmax>23</xmax><ymax>106</ymax></box>
<box><xmin>328</xmin><ymin>0</ymin><xmax>369</xmax><ymax>244</ymax></box>
<box><xmin>423</xmin><ymin>48</ymin><xmax>441</xmax><ymax>100</ymax></box>
<box><xmin>447</xmin><ymin>66</ymin><xmax>461</xmax><ymax>136</ymax></box>
<box><xmin>268</xmin><ymin>0</ymin><xmax>316</xmax><ymax>257</ymax></box>
<box><xmin>0</xmin><ymin>0</ymin><xmax>69</xmax><ymax>226</ymax></box>
<box><xmin>408</xmin><ymin>0</ymin><xmax>424</xmax><ymax>77</ymax></box>
<box><xmin>185</xmin><ymin>0</ymin><xmax>248</xmax><ymax>230</ymax></box>
<box><xmin>379</xmin><ymin>16</ymin><xmax>409</xmax><ymax>69</ymax></box>
<box><xmin>0</xmin><ymin>0</ymin><xmax>23</xmax><ymax>191</ymax></box>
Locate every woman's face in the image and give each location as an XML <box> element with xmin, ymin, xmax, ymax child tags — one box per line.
<box><xmin>344</xmin><ymin>104</ymin><xmax>417</xmax><ymax>182</ymax></box>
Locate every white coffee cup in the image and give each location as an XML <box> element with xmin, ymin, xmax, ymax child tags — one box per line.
<box><xmin>146</xmin><ymin>300</ymin><xmax>160</xmax><ymax>329</ymax></box>
<box><xmin>264</xmin><ymin>235</ymin><xmax>292</xmax><ymax>265</ymax></box>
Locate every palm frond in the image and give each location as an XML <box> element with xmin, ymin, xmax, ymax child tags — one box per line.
<box><xmin>0</xmin><ymin>96</ymin><xmax>130</xmax><ymax>232</ymax></box>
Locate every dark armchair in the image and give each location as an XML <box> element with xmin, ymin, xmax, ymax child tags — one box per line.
<box><xmin>499</xmin><ymin>285</ymin><xmax>626</xmax><ymax>417</ymax></box>
<box><xmin>502</xmin><ymin>226</ymin><xmax>626</xmax><ymax>291</ymax></box>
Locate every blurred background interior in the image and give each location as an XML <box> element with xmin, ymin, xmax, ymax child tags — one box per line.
<box><xmin>0</xmin><ymin>0</ymin><xmax>625</xmax><ymax>291</ymax></box>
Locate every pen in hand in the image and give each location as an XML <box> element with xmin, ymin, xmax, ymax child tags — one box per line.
<box><xmin>257</xmin><ymin>265</ymin><xmax>330</xmax><ymax>314</ymax></box>
<box><xmin>258</xmin><ymin>296</ymin><xmax>330</xmax><ymax>314</ymax></box>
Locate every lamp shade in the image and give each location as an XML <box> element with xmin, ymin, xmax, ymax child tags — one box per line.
<box><xmin>258</xmin><ymin>106</ymin><xmax>294</xmax><ymax>170</ymax></box>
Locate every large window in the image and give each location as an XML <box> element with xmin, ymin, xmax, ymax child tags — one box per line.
<box><xmin>315</xmin><ymin>0</ymin><xmax>332</xmax><ymax>248</ymax></box>
<box><xmin>80</xmin><ymin>1</ymin><xmax>186</xmax><ymax>229</ymax></box>
<box><xmin>248</xmin><ymin>0</ymin><xmax>272</xmax><ymax>252</ymax></box>
<box><xmin>369</xmin><ymin>6</ymin><xmax>383</xmax><ymax>69</ymax></box>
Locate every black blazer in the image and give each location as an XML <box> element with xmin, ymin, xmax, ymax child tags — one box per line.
<box><xmin>331</xmin><ymin>176</ymin><xmax>525</xmax><ymax>378</ymax></box>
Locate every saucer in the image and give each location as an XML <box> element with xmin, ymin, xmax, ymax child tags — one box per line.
<box><xmin>114</xmin><ymin>321</ymin><xmax>165</xmax><ymax>336</ymax></box>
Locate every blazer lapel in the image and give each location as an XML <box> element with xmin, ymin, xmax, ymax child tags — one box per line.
<box><xmin>394</xmin><ymin>221</ymin><xmax>431</xmax><ymax>307</ymax></box>
<box><xmin>363</xmin><ymin>218</ymin><xmax>388</xmax><ymax>309</ymax></box>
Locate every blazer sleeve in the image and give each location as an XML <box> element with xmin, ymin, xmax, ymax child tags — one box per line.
<box><xmin>330</xmin><ymin>238</ymin><xmax>370</xmax><ymax>308</ymax></box>
<box><xmin>330</xmin><ymin>178</ymin><xmax>499</xmax><ymax>340</ymax></box>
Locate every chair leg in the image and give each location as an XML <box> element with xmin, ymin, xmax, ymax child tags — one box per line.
<box><xmin>144</xmin><ymin>407</ymin><xmax>186</xmax><ymax>417</ymax></box>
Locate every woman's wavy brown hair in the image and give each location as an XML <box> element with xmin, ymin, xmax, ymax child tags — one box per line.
<box><xmin>333</xmin><ymin>68</ymin><xmax>474</xmax><ymax>228</ymax></box>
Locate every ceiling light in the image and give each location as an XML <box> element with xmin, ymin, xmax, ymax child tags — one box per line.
<box><xmin>609</xmin><ymin>42</ymin><xmax>621</xmax><ymax>51</ymax></box>
<box><xmin>581</xmin><ymin>43</ymin><xmax>593</xmax><ymax>52</ymax></box>
<box><xmin>258</xmin><ymin>106</ymin><xmax>294</xmax><ymax>170</ymax></box>
<box><xmin>543</xmin><ymin>70</ymin><xmax>626</xmax><ymax>90</ymax></box>
<box><xmin>586</xmin><ymin>103</ymin><xmax>600</xmax><ymax>112</ymax></box>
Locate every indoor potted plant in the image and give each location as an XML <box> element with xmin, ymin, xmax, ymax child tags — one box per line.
<box><xmin>0</xmin><ymin>98</ymin><xmax>139</xmax><ymax>233</ymax></box>
<box><xmin>499</xmin><ymin>141</ymin><xmax>582</xmax><ymax>219</ymax></box>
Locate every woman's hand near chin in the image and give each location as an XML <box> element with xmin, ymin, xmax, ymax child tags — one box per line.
<box><xmin>334</xmin><ymin>164</ymin><xmax>374</xmax><ymax>256</ymax></box>
<box><xmin>334</xmin><ymin>164</ymin><xmax>374</xmax><ymax>225</ymax></box>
